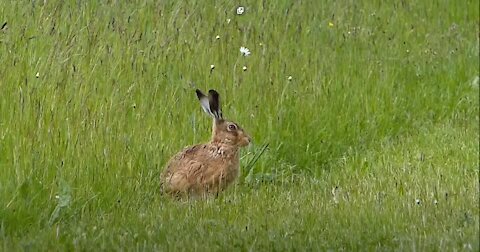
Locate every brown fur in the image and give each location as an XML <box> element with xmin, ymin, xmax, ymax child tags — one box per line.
<box><xmin>161</xmin><ymin>119</ymin><xmax>251</xmax><ymax>198</ymax></box>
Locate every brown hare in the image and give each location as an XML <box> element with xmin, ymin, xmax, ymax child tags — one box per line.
<box><xmin>160</xmin><ymin>89</ymin><xmax>251</xmax><ymax>198</ymax></box>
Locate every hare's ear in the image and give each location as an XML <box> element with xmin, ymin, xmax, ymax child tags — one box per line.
<box><xmin>208</xmin><ymin>89</ymin><xmax>223</xmax><ymax>120</ymax></box>
<box><xmin>196</xmin><ymin>89</ymin><xmax>214</xmax><ymax>117</ymax></box>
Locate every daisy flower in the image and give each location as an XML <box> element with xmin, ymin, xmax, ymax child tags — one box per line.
<box><xmin>236</xmin><ymin>6</ymin><xmax>245</xmax><ymax>15</ymax></box>
<box><xmin>240</xmin><ymin>46</ymin><xmax>251</xmax><ymax>56</ymax></box>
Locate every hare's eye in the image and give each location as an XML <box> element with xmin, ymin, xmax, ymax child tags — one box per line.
<box><xmin>228</xmin><ymin>124</ymin><xmax>237</xmax><ymax>131</ymax></box>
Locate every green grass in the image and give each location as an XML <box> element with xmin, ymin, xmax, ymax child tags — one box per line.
<box><xmin>0</xmin><ymin>0</ymin><xmax>478</xmax><ymax>250</ymax></box>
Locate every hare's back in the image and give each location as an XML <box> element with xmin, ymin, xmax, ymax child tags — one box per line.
<box><xmin>163</xmin><ymin>144</ymin><xmax>206</xmax><ymax>177</ymax></box>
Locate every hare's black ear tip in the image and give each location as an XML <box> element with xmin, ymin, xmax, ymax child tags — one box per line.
<box><xmin>208</xmin><ymin>89</ymin><xmax>219</xmax><ymax>96</ymax></box>
<box><xmin>195</xmin><ymin>89</ymin><xmax>204</xmax><ymax>99</ymax></box>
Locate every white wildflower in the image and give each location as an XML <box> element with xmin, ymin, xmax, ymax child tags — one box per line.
<box><xmin>236</xmin><ymin>6</ymin><xmax>245</xmax><ymax>15</ymax></box>
<box><xmin>227</xmin><ymin>18</ymin><xmax>231</xmax><ymax>24</ymax></box>
<box><xmin>215</xmin><ymin>35</ymin><xmax>220</xmax><ymax>40</ymax></box>
<box><xmin>288</xmin><ymin>76</ymin><xmax>293</xmax><ymax>81</ymax></box>
<box><xmin>35</xmin><ymin>72</ymin><xmax>40</xmax><ymax>78</ymax></box>
<box><xmin>210</xmin><ymin>64</ymin><xmax>215</xmax><ymax>70</ymax></box>
<box><xmin>242</xmin><ymin>66</ymin><xmax>247</xmax><ymax>71</ymax></box>
<box><xmin>415</xmin><ymin>199</ymin><xmax>421</xmax><ymax>205</ymax></box>
<box><xmin>240</xmin><ymin>46</ymin><xmax>251</xmax><ymax>56</ymax></box>
<box><xmin>471</xmin><ymin>76</ymin><xmax>479</xmax><ymax>88</ymax></box>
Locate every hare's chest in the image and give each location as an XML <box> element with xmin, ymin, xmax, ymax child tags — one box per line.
<box><xmin>208</xmin><ymin>153</ymin><xmax>240</xmax><ymax>187</ymax></box>
<box><xmin>223</xmin><ymin>160</ymin><xmax>239</xmax><ymax>183</ymax></box>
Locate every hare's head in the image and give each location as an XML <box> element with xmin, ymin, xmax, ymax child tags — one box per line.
<box><xmin>196</xmin><ymin>89</ymin><xmax>251</xmax><ymax>147</ymax></box>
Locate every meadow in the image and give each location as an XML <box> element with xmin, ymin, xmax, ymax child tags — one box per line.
<box><xmin>0</xmin><ymin>0</ymin><xmax>479</xmax><ymax>251</ymax></box>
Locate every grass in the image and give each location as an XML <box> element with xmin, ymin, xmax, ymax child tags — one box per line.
<box><xmin>0</xmin><ymin>0</ymin><xmax>478</xmax><ymax>250</ymax></box>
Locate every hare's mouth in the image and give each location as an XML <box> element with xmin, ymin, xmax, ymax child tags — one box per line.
<box><xmin>239</xmin><ymin>136</ymin><xmax>251</xmax><ymax>147</ymax></box>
